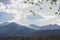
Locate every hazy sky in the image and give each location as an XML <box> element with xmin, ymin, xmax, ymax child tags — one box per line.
<box><xmin>0</xmin><ymin>0</ymin><xmax>60</xmax><ymax>27</ymax></box>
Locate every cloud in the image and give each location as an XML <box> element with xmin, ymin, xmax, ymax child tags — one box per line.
<box><xmin>0</xmin><ymin>0</ymin><xmax>60</xmax><ymax>27</ymax></box>
<box><xmin>0</xmin><ymin>0</ymin><xmax>10</xmax><ymax>4</ymax></box>
<box><xmin>0</xmin><ymin>3</ymin><xmax>6</xmax><ymax>10</ymax></box>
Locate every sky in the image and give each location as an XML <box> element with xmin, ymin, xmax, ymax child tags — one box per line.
<box><xmin>0</xmin><ymin>0</ymin><xmax>60</xmax><ymax>27</ymax></box>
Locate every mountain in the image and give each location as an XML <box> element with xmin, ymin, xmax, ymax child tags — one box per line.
<box><xmin>29</xmin><ymin>24</ymin><xmax>60</xmax><ymax>36</ymax></box>
<box><xmin>0</xmin><ymin>22</ymin><xmax>36</xmax><ymax>37</ymax></box>
<box><xmin>33</xmin><ymin>29</ymin><xmax>60</xmax><ymax>36</ymax></box>
<box><xmin>0</xmin><ymin>23</ymin><xmax>60</xmax><ymax>37</ymax></box>
<box><xmin>28</xmin><ymin>24</ymin><xmax>40</xmax><ymax>30</ymax></box>
<box><xmin>29</xmin><ymin>24</ymin><xmax>60</xmax><ymax>30</ymax></box>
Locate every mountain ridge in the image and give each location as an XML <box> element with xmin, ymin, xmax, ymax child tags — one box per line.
<box><xmin>0</xmin><ymin>23</ymin><xmax>60</xmax><ymax>37</ymax></box>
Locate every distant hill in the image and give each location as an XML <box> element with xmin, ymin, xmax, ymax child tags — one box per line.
<box><xmin>29</xmin><ymin>24</ymin><xmax>60</xmax><ymax>36</ymax></box>
<box><xmin>0</xmin><ymin>23</ymin><xmax>60</xmax><ymax>37</ymax></box>
<box><xmin>29</xmin><ymin>24</ymin><xmax>60</xmax><ymax>30</ymax></box>
<box><xmin>0</xmin><ymin>22</ymin><xmax>36</xmax><ymax>37</ymax></box>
